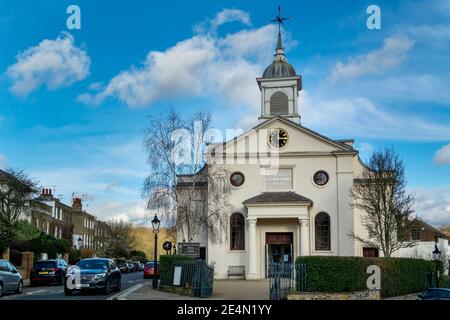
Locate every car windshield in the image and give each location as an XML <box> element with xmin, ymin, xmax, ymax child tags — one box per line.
<box><xmin>425</xmin><ymin>290</ymin><xmax>450</xmax><ymax>299</ymax></box>
<box><xmin>77</xmin><ymin>260</ymin><xmax>108</xmax><ymax>270</ymax></box>
<box><xmin>34</xmin><ymin>261</ymin><xmax>57</xmax><ymax>268</ymax></box>
<box><xmin>146</xmin><ymin>262</ymin><xmax>159</xmax><ymax>267</ymax></box>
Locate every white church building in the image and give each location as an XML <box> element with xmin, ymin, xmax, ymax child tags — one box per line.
<box><xmin>176</xmin><ymin>30</ymin><xmax>376</xmax><ymax>280</ymax></box>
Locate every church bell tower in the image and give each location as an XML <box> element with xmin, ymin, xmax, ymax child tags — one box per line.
<box><xmin>257</xmin><ymin>8</ymin><xmax>302</xmax><ymax>123</ymax></box>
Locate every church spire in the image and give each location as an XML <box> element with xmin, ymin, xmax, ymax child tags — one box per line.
<box><xmin>275</xmin><ymin>31</ymin><xmax>285</xmax><ymax>61</ymax></box>
<box><xmin>271</xmin><ymin>6</ymin><xmax>290</xmax><ymax>62</ymax></box>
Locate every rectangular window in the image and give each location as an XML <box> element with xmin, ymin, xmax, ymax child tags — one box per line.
<box><xmin>363</xmin><ymin>248</ymin><xmax>379</xmax><ymax>257</ymax></box>
<box><xmin>411</xmin><ymin>227</ymin><xmax>420</xmax><ymax>241</ymax></box>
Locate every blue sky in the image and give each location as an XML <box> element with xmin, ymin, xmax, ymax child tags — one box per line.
<box><xmin>0</xmin><ymin>0</ymin><xmax>449</xmax><ymax>226</ymax></box>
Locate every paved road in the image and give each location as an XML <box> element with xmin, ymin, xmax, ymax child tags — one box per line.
<box><xmin>0</xmin><ymin>271</ymin><xmax>148</xmax><ymax>300</ymax></box>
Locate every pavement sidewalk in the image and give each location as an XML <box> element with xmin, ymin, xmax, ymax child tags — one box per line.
<box><xmin>114</xmin><ymin>280</ymin><xmax>270</xmax><ymax>300</ymax></box>
<box><xmin>109</xmin><ymin>281</ymin><xmax>200</xmax><ymax>300</ymax></box>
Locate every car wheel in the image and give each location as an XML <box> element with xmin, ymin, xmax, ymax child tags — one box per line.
<box><xmin>117</xmin><ymin>279</ymin><xmax>121</xmax><ymax>292</ymax></box>
<box><xmin>16</xmin><ymin>280</ymin><xmax>23</xmax><ymax>294</ymax></box>
<box><xmin>0</xmin><ymin>282</ymin><xmax>3</xmax><ymax>297</ymax></box>
<box><xmin>64</xmin><ymin>287</ymin><xmax>73</xmax><ymax>296</ymax></box>
<box><xmin>103</xmin><ymin>279</ymin><xmax>111</xmax><ymax>295</ymax></box>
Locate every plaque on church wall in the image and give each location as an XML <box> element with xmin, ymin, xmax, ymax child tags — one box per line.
<box><xmin>263</xmin><ymin>168</ymin><xmax>293</xmax><ymax>190</ymax></box>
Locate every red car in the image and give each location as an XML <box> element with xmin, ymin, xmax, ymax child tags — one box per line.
<box><xmin>143</xmin><ymin>261</ymin><xmax>160</xmax><ymax>279</ymax></box>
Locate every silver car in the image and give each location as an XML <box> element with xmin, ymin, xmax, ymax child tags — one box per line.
<box><xmin>0</xmin><ymin>259</ymin><xmax>23</xmax><ymax>297</ymax></box>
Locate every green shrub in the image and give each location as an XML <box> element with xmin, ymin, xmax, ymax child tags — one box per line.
<box><xmin>296</xmin><ymin>256</ymin><xmax>435</xmax><ymax>298</ymax></box>
<box><xmin>160</xmin><ymin>255</ymin><xmax>195</xmax><ymax>286</ymax></box>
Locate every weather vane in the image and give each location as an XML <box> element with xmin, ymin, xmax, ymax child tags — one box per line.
<box><xmin>271</xmin><ymin>6</ymin><xmax>291</xmax><ymax>34</ymax></box>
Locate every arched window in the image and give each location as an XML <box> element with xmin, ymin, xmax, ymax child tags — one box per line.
<box><xmin>270</xmin><ymin>91</ymin><xmax>289</xmax><ymax>115</ymax></box>
<box><xmin>230</xmin><ymin>213</ymin><xmax>245</xmax><ymax>250</ymax></box>
<box><xmin>315</xmin><ymin>212</ymin><xmax>330</xmax><ymax>251</ymax></box>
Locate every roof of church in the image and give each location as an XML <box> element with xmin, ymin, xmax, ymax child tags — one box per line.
<box><xmin>262</xmin><ymin>32</ymin><xmax>297</xmax><ymax>79</ymax></box>
<box><xmin>243</xmin><ymin>192</ymin><xmax>313</xmax><ymax>205</ymax></box>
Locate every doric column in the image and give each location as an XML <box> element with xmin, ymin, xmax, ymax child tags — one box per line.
<box><xmin>299</xmin><ymin>219</ymin><xmax>310</xmax><ymax>256</ymax></box>
<box><xmin>246</xmin><ymin>218</ymin><xmax>258</xmax><ymax>280</ymax></box>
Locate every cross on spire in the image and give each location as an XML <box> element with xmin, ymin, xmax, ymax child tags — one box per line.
<box><xmin>271</xmin><ymin>6</ymin><xmax>290</xmax><ymax>35</ymax></box>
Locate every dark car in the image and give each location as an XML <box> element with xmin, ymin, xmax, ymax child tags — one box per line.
<box><xmin>64</xmin><ymin>258</ymin><xmax>121</xmax><ymax>295</ymax></box>
<box><xmin>418</xmin><ymin>288</ymin><xmax>450</xmax><ymax>300</ymax></box>
<box><xmin>0</xmin><ymin>260</ymin><xmax>23</xmax><ymax>297</ymax></box>
<box><xmin>30</xmin><ymin>259</ymin><xmax>68</xmax><ymax>286</ymax></box>
<box><xmin>117</xmin><ymin>262</ymin><xmax>129</xmax><ymax>273</ymax></box>
<box><xmin>132</xmin><ymin>262</ymin><xmax>140</xmax><ymax>272</ymax></box>
<box><xmin>143</xmin><ymin>261</ymin><xmax>160</xmax><ymax>279</ymax></box>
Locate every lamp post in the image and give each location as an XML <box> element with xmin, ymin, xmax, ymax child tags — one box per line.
<box><xmin>151</xmin><ymin>214</ymin><xmax>161</xmax><ymax>289</ymax></box>
<box><xmin>77</xmin><ymin>236</ymin><xmax>83</xmax><ymax>250</ymax></box>
<box><xmin>432</xmin><ymin>236</ymin><xmax>442</xmax><ymax>288</ymax></box>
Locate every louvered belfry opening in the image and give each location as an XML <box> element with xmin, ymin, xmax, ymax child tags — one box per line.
<box><xmin>270</xmin><ymin>91</ymin><xmax>289</xmax><ymax>115</ymax></box>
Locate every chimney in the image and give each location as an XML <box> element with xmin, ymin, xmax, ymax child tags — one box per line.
<box><xmin>72</xmin><ymin>197</ymin><xmax>82</xmax><ymax>212</ymax></box>
<box><xmin>41</xmin><ymin>188</ymin><xmax>53</xmax><ymax>199</ymax></box>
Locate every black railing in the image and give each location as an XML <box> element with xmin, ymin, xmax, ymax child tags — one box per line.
<box><xmin>163</xmin><ymin>259</ymin><xmax>214</xmax><ymax>298</ymax></box>
<box><xmin>269</xmin><ymin>262</ymin><xmax>294</xmax><ymax>300</ymax></box>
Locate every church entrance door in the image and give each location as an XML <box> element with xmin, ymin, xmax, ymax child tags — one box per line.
<box><xmin>265</xmin><ymin>233</ymin><xmax>293</xmax><ymax>278</ymax></box>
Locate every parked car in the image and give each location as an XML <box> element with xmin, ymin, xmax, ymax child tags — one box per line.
<box><xmin>30</xmin><ymin>259</ymin><xmax>68</xmax><ymax>286</ymax></box>
<box><xmin>418</xmin><ymin>288</ymin><xmax>450</xmax><ymax>300</ymax></box>
<box><xmin>0</xmin><ymin>260</ymin><xmax>23</xmax><ymax>297</ymax></box>
<box><xmin>128</xmin><ymin>262</ymin><xmax>136</xmax><ymax>272</ymax></box>
<box><xmin>143</xmin><ymin>261</ymin><xmax>160</xmax><ymax>279</ymax></box>
<box><xmin>132</xmin><ymin>262</ymin><xmax>140</xmax><ymax>272</ymax></box>
<box><xmin>65</xmin><ymin>258</ymin><xmax>121</xmax><ymax>295</ymax></box>
<box><xmin>117</xmin><ymin>262</ymin><xmax>129</xmax><ymax>273</ymax></box>
<box><xmin>138</xmin><ymin>263</ymin><xmax>145</xmax><ymax>271</ymax></box>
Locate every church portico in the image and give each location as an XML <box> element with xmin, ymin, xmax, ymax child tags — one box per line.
<box><xmin>243</xmin><ymin>192</ymin><xmax>313</xmax><ymax>279</ymax></box>
<box><xmin>245</xmin><ymin>217</ymin><xmax>312</xmax><ymax>280</ymax></box>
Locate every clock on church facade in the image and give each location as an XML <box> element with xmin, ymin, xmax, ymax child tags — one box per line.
<box><xmin>269</xmin><ymin>128</ymin><xmax>288</xmax><ymax>148</ymax></box>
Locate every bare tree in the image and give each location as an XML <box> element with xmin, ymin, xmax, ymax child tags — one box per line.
<box><xmin>0</xmin><ymin>168</ymin><xmax>39</xmax><ymax>256</ymax></box>
<box><xmin>142</xmin><ymin>108</ymin><xmax>231</xmax><ymax>243</ymax></box>
<box><xmin>350</xmin><ymin>147</ymin><xmax>415</xmax><ymax>257</ymax></box>
<box><xmin>97</xmin><ymin>219</ymin><xmax>137</xmax><ymax>259</ymax></box>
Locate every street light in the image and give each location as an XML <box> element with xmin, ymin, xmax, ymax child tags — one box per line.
<box><xmin>77</xmin><ymin>236</ymin><xmax>83</xmax><ymax>250</ymax></box>
<box><xmin>432</xmin><ymin>236</ymin><xmax>442</xmax><ymax>288</ymax></box>
<box><xmin>151</xmin><ymin>214</ymin><xmax>161</xmax><ymax>289</ymax></box>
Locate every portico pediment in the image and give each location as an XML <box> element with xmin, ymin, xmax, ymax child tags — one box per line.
<box><xmin>243</xmin><ymin>192</ymin><xmax>312</xmax><ymax>220</ymax></box>
<box><xmin>211</xmin><ymin>116</ymin><xmax>357</xmax><ymax>158</ymax></box>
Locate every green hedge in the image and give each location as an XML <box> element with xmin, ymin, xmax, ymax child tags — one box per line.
<box><xmin>160</xmin><ymin>255</ymin><xmax>195</xmax><ymax>286</ymax></box>
<box><xmin>296</xmin><ymin>256</ymin><xmax>437</xmax><ymax>298</ymax></box>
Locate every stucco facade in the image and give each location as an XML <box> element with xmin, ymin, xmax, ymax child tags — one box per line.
<box><xmin>176</xmin><ymin>30</ymin><xmax>370</xmax><ymax>280</ymax></box>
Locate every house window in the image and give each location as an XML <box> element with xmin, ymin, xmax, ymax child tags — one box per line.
<box><xmin>230</xmin><ymin>213</ymin><xmax>245</xmax><ymax>250</ymax></box>
<box><xmin>270</xmin><ymin>91</ymin><xmax>289</xmax><ymax>115</ymax></box>
<box><xmin>411</xmin><ymin>227</ymin><xmax>421</xmax><ymax>241</ymax></box>
<box><xmin>315</xmin><ymin>212</ymin><xmax>330</xmax><ymax>251</ymax></box>
<box><xmin>363</xmin><ymin>247</ymin><xmax>379</xmax><ymax>257</ymax></box>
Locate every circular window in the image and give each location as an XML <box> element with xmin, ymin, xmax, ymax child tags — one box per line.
<box><xmin>313</xmin><ymin>171</ymin><xmax>329</xmax><ymax>186</ymax></box>
<box><xmin>230</xmin><ymin>172</ymin><xmax>245</xmax><ymax>187</ymax></box>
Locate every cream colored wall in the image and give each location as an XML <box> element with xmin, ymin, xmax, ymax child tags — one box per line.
<box><xmin>206</xmin><ymin>118</ymin><xmax>363</xmax><ymax>279</ymax></box>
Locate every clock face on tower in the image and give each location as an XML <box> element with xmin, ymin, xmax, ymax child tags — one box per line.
<box><xmin>269</xmin><ymin>128</ymin><xmax>288</xmax><ymax>148</ymax></box>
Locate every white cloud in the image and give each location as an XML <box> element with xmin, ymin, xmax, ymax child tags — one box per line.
<box><xmin>211</xmin><ymin>9</ymin><xmax>251</xmax><ymax>30</ymax></box>
<box><xmin>79</xmin><ymin>10</ymin><xmax>280</xmax><ymax>109</ymax></box>
<box><xmin>434</xmin><ymin>144</ymin><xmax>450</xmax><ymax>165</ymax></box>
<box><xmin>330</xmin><ymin>37</ymin><xmax>415</xmax><ymax>82</ymax></box>
<box><xmin>7</xmin><ymin>33</ymin><xmax>90</xmax><ymax>96</ymax></box>
<box><xmin>194</xmin><ymin>9</ymin><xmax>251</xmax><ymax>34</ymax></box>
<box><xmin>91</xmin><ymin>200</ymin><xmax>149</xmax><ymax>225</ymax></box>
<box><xmin>0</xmin><ymin>154</ymin><xmax>7</xmax><ymax>169</ymax></box>
<box><xmin>300</xmin><ymin>91</ymin><xmax>450</xmax><ymax>141</ymax></box>
<box><xmin>414</xmin><ymin>187</ymin><xmax>450</xmax><ymax>226</ymax></box>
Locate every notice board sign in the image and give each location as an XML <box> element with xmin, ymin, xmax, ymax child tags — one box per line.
<box><xmin>173</xmin><ymin>266</ymin><xmax>182</xmax><ymax>286</ymax></box>
<box><xmin>178</xmin><ymin>242</ymin><xmax>200</xmax><ymax>257</ymax></box>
